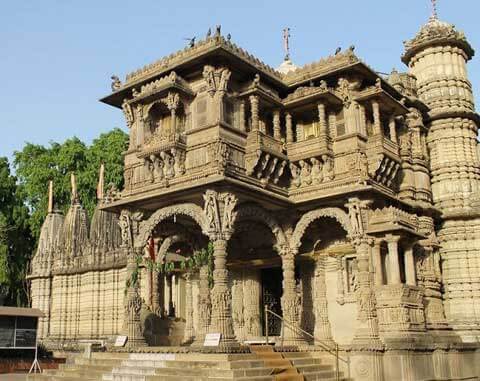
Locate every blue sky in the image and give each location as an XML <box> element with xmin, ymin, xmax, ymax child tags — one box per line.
<box><xmin>1</xmin><ymin>0</ymin><xmax>479</xmax><ymax>162</ymax></box>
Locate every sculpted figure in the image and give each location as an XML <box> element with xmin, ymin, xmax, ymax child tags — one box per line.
<box><xmin>111</xmin><ymin>75</ymin><xmax>122</xmax><ymax>91</ymax></box>
<box><xmin>218</xmin><ymin>68</ymin><xmax>231</xmax><ymax>93</ymax></box>
<box><xmin>311</xmin><ymin>158</ymin><xmax>323</xmax><ymax>184</ymax></box>
<box><xmin>203</xmin><ymin>65</ymin><xmax>216</xmax><ymax>95</ymax></box>
<box><xmin>289</xmin><ymin>163</ymin><xmax>301</xmax><ymax>188</ymax></box>
<box><xmin>203</xmin><ymin>191</ymin><xmax>218</xmax><ymax>231</ymax></box>
<box><xmin>150</xmin><ymin>155</ymin><xmax>164</xmax><ymax>181</ymax></box>
<box><xmin>322</xmin><ymin>155</ymin><xmax>334</xmax><ymax>180</ymax></box>
<box><xmin>299</xmin><ymin>160</ymin><xmax>312</xmax><ymax>186</ymax></box>
<box><xmin>144</xmin><ymin>159</ymin><xmax>154</xmax><ymax>183</ymax></box>
<box><xmin>347</xmin><ymin>202</ymin><xmax>363</xmax><ymax>235</ymax></box>
<box><xmin>160</xmin><ymin>151</ymin><xmax>175</xmax><ymax>179</ymax></box>
<box><xmin>118</xmin><ymin>211</ymin><xmax>132</xmax><ymax>248</ymax></box>
<box><xmin>222</xmin><ymin>193</ymin><xmax>237</xmax><ymax>231</ymax></box>
<box><xmin>171</xmin><ymin>148</ymin><xmax>186</xmax><ymax>176</ymax></box>
<box><xmin>122</xmin><ymin>99</ymin><xmax>134</xmax><ymax>127</ymax></box>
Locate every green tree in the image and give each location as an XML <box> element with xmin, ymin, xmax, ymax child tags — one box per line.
<box><xmin>0</xmin><ymin>157</ymin><xmax>34</xmax><ymax>306</ymax></box>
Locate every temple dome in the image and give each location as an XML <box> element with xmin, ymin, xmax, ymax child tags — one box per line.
<box><xmin>60</xmin><ymin>201</ymin><xmax>89</xmax><ymax>258</ymax></box>
<box><xmin>276</xmin><ymin>58</ymin><xmax>298</xmax><ymax>74</ymax></box>
<box><xmin>402</xmin><ymin>16</ymin><xmax>474</xmax><ymax>64</ymax></box>
<box><xmin>89</xmin><ymin>206</ymin><xmax>122</xmax><ymax>253</ymax></box>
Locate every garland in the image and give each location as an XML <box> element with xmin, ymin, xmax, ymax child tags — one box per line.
<box><xmin>126</xmin><ymin>242</ymin><xmax>214</xmax><ymax>292</ymax></box>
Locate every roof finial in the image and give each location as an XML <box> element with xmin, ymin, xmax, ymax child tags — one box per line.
<box><xmin>283</xmin><ymin>27</ymin><xmax>291</xmax><ymax>61</ymax></box>
<box><xmin>97</xmin><ymin>163</ymin><xmax>105</xmax><ymax>201</ymax></box>
<box><xmin>71</xmin><ymin>172</ymin><xmax>79</xmax><ymax>204</ymax></box>
<box><xmin>431</xmin><ymin>0</ymin><xmax>438</xmax><ymax>19</ymax></box>
<box><xmin>48</xmin><ymin>180</ymin><xmax>53</xmax><ymax>214</ymax></box>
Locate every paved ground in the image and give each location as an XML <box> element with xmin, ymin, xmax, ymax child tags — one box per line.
<box><xmin>0</xmin><ymin>374</ymin><xmax>28</xmax><ymax>380</ymax></box>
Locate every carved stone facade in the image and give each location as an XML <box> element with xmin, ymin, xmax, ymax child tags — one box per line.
<box><xmin>29</xmin><ymin>9</ymin><xmax>480</xmax><ymax>380</ymax></box>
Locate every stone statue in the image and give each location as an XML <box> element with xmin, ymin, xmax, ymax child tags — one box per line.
<box><xmin>118</xmin><ymin>210</ymin><xmax>132</xmax><ymax>248</ymax></box>
<box><xmin>222</xmin><ymin>193</ymin><xmax>237</xmax><ymax>231</ymax></box>
<box><xmin>299</xmin><ymin>160</ymin><xmax>312</xmax><ymax>186</ymax></box>
<box><xmin>111</xmin><ymin>75</ymin><xmax>122</xmax><ymax>91</ymax></box>
<box><xmin>311</xmin><ymin>158</ymin><xmax>323</xmax><ymax>184</ymax></box>
<box><xmin>203</xmin><ymin>190</ymin><xmax>219</xmax><ymax>231</ymax></box>
<box><xmin>289</xmin><ymin>162</ymin><xmax>301</xmax><ymax>188</ymax></box>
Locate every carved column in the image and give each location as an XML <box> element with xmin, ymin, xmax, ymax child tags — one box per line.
<box><xmin>166</xmin><ymin>92</ymin><xmax>180</xmax><ymax>138</ymax></box>
<box><xmin>125</xmin><ymin>247</ymin><xmax>146</xmax><ymax>348</ymax></box>
<box><xmin>193</xmin><ymin>265</ymin><xmax>211</xmax><ymax>345</ymax></box>
<box><xmin>313</xmin><ymin>259</ymin><xmax>334</xmax><ymax>346</ymax></box>
<box><xmin>165</xmin><ymin>275</ymin><xmax>172</xmax><ymax>316</ymax></box>
<box><xmin>404</xmin><ymin>245</ymin><xmax>416</xmax><ymax>286</ymax></box>
<box><xmin>182</xmin><ymin>272</ymin><xmax>194</xmax><ymax>344</ymax></box>
<box><xmin>328</xmin><ymin>112</ymin><xmax>337</xmax><ymax>139</ymax></box>
<box><xmin>281</xmin><ymin>250</ymin><xmax>306</xmax><ymax>345</ymax></box>
<box><xmin>386</xmin><ymin>235</ymin><xmax>401</xmax><ymax>284</ymax></box>
<box><xmin>318</xmin><ymin>102</ymin><xmax>328</xmax><ymax>136</ymax></box>
<box><xmin>273</xmin><ymin>110</ymin><xmax>281</xmax><ymax>140</ymax></box>
<box><xmin>239</xmin><ymin>100</ymin><xmax>246</xmax><ymax>132</ymax></box>
<box><xmin>209</xmin><ymin>239</ymin><xmax>237</xmax><ymax>348</ymax></box>
<box><xmin>372</xmin><ymin>100</ymin><xmax>382</xmax><ymax>136</ymax></box>
<box><xmin>249</xmin><ymin>95</ymin><xmax>259</xmax><ymax>132</ymax></box>
<box><xmin>389</xmin><ymin>116</ymin><xmax>397</xmax><ymax>143</ymax></box>
<box><xmin>352</xmin><ymin>237</ymin><xmax>382</xmax><ymax>347</ymax></box>
<box><xmin>243</xmin><ymin>269</ymin><xmax>262</xmax><ymax>338</ymax></box>
<box><xmin>286</xmin><ymin>113</ymin><xmax>293</xmax><ymax>143</ymax></box>
<box><xmin>372</xmin><ymin>240</ymin><xmax>383</xmax><ymax>286</ymax></box>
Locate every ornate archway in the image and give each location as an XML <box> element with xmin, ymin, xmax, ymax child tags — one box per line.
<box><xmin>290</xmin><ymin>207</ymin><xmax>352</xmax><ymax>251</ymax></box>
<box><xmin>135</xmin><ymin>203</ymin><xmax>208</xmax><ymax>249</ymax></box>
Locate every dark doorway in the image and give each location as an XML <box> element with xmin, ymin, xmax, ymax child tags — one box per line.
<box><xmin>261</xmin><ymin>267</ymin><xmax>283</xmax><ymax>336</ymax></box>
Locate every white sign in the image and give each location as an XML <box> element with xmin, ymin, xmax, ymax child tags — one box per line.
<box><xmin>203</xmin><ymin>333</ymin><xmax>221</xmax><ymax>346</ymax></box>
<box><xmin>114</xmin><ymin>335</ymin><xmax>128</xmax><ymax>347</ymax></box>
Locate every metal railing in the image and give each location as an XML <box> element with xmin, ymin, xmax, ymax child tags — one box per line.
<box><xmin>263</xmin><ymin>305</ymin><xmax>350</xmax><ymax>381</ymax></box>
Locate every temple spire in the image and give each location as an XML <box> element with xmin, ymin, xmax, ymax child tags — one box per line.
<box><xmin>431</xmin><ymin>0</ymin><xmax>438</xmax><ymax>19</ymax></box>
<box><xmin>48</xmin><ymin>180</ymin><xmax>53</xmax><ymax>214</ymax></box>
<box><xmin>71</xmin><ymin>172</ymin><xmax>79</xmax><ymax>204</ymax></box>
<box><xmin>97</xmin><ymin>163</ymin><xmax>105</xmax><ymax>201</ymax></box>
<box><xmin>283</xmin><ymin>27</ymin><xmax>291</xmax><ymax>61</ymax></box>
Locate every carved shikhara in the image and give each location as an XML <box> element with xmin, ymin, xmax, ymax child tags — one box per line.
<box><xmin>29</xmin><ymin>10</ymin><xmax>480</xmax><ymax>381</ymax></box>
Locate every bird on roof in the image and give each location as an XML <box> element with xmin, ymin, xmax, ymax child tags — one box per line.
<box><xmin>349</xmin><ymin>45</ymin><xmax>355</xmax><ymax>52</ymax></box>
<box><xmin>335</xmin><ymin>47</ymin><xmax>342</xmax><ymax>55</ymax></box>
<box><xmin>227</xmin><ymin>33</ymin><xmax>231</xmax><ymax>41</ymax></box>
<box><xmin>184</xmin><ymin>37</ymin><xmax>196</xmax><ymax>48</ymax></box>
<box><xmin>206</xmin><ymin>28</ymin><xmax>211</xmax><ymax>38</ymax></box>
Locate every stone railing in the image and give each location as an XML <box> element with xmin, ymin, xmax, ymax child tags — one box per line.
<box><xmin>368</xmin><ymin>206</ymin><xmax>420</xmax><ymax>234</ymax></box>
<box><xmin>366</xmin><ymin>134</ymin><xmax>401</xmax><ymax>188</ymax></box>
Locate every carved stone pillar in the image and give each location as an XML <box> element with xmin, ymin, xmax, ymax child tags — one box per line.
<box><xmin>318</xmin><ymin>102</ymin><xmax>328</xmax><ymax>136</ymax></box>
<box><xmin>273</xmin><ymin>110</ymin><xmax>281</xmax><ymax>140</ymax></box>
<box><xmin>280</xmin><ymin>250</ymin><xmax>306</xmax><ymax>345</ymax></box>
<box><xmin>151</xmin><ymin>271</ymin><xmax>160</xmax><ymax>315</ymax></box>
<box><xmin>209</xmin><ymin>239</ymin><xmax>238</xmax><ymax>348</ymax></box>
<box><xmin>386</xmin><ymin>235</ymin><xmax>401</xmax><ymax>284</ymax></box>
<box><xmin>313</xmin><ymin>259</ymin><xmax>334</xmax><ymax>346</ymax></box>
<box><xmin>243</xmin><ymin>269</ymin><xmax>262</xmax><ymax>339</ymax></box>
<box><xmin>352</xmin><ymin>237</ymin><xmax>382</xmax><ymax>347</ymax></box>
<box><xmin>389</xmin><ymin>116</ymin><xmax>397</xmax><ymax>143</ymax></box>
<box><xmin>239</xmin><ymin>100</ymin><xmax>246</xmax><ymax>132</ymax></box>
<box><xmin>404</xmin><ymin>245</ymin><xmax>416</xmax><ymax>286</ymax></box>
<box><xmin>165</xmin><ymin>275</ymin><xmax>172</xmax><ymax>316</ymax></box>
<box><xmin>125</xmin><ymin>247</ymin><xmax>146</xmax><ymax>348</ymax></box>
<box><xmin>193</xmin><ymin>265</ymin><xmax>211</xmax><ymax>345</ymax></box>
<box><xmin>372</xmin><ymin>100</ymin><xmax>381</xmax><ymax>135</ymax></box>
<box><xmin>286</xmin><ymin>113</ymin><xmax>293</xmax><ymax>143</ymax></box>
<box><xmin>249</xmin><ymin>95</ymin><xmax>259</xmax><ymax>132</ymax></box>
<box><xmin>328</xmin><ymin>112</ymin><xmax>337</xmax><ymax>139</ymax></box>
<box><xmin>182</xmin><ymin>272</ymin><xmax>194</xmax><ymax>344</ymax></box>
<box><xmin>372</xmin><ymin>240</ymin><xmax>383</xmax><ymax>286</ymax></box>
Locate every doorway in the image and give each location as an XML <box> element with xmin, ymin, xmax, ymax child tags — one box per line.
<box><xmin>261</xmin><ymin>267</ymin><xmax>283</xmax><ymax>336</ymax></box>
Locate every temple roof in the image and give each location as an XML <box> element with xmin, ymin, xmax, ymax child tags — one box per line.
<box><xmin>402</xmin><ymin>15</ymin><xmax>474</xmax><ymax>64</ymax></box>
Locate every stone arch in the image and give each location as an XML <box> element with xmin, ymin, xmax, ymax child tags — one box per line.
<box><xmin>157</xmin><ymin>232</ymin><xmax>199</xmax><ymax>264</ymax></box>
<box><xmin>234</xmin><ymin>203</ymin><xmax>287</xmax><ymax>252</ymax></box>
<box><xmin>291</xmin><ymin>207</ymin><xmax>352</xmax><ymax>251</ymax></box>
<box><xmin>135</xmin><ymin>203</ymin><xmax>208</xmax><ymax>248</ymax></box>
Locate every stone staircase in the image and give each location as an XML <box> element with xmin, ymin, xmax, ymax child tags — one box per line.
<box><xmin>28</xmin><ymin>349</ymin><xmax>347</xmax><ymax>381</ymax></box>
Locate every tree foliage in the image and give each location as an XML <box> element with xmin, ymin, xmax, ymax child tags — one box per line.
<box><xmin>0</xmin><ymin>157</ymin><xmax>34</xmax><ymax>306</ymax></box>
<box><xmin>14</xmin><ymin>128</ymin><xmax>128</xmax><ymax>239</ymax></box>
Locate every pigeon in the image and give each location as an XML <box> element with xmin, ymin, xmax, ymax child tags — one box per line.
<box><xmin>227</xmin><ymin>33</ymin><xmax>231</xmax><ymax>41</ymax></box>
<box><xmin>335</xmin><ymin>47</ymin><xmax>342</xmax><ymax>55</ymax></box>
<box><xmin>206</xmin><ymin>28</ymin><xmax>211</xmax><ymax>38</ymax></box>
<box><xmin>349</xmin><ymin>45</ymin><xmax>355</xmax><ymax>52</ymax></box>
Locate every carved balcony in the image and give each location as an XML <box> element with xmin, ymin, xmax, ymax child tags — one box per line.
<box><xmin>366</xmin><ymin>134</ymin><xmax>401</xmax><ymax>188</ymax></box>
<box><xmin>244</xmin><ymin>130</ymin><xmax>288</xmax><ymax>187</ymax></box>
<box><xmin>368</xmin><ymin>206</ymin><xmax>424</xmax><ymax>237</ymax></box>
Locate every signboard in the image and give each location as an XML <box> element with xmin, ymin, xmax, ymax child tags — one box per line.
<box><xmin>114</xmin><ymin>335</ymin><xmax>128</xmax><ymax>347</ymax></box>
<box><xmin>203</xmin><ymin>333</ymin><xmax>221</xmax><ymax>347</ymax></box>
<box><xmin>0</xmin><ymin>316</ymin><xmax>37</xmax><ymax>349</ymax></box>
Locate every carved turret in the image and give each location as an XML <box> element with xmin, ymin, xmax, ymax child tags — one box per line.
<box><xmin>90</xmin><ymin>165</ymin><xmax>122</xmax><ymax>255</ymax></box>
<box><xmin>403</xmin><ymin>5</ymin><xmax>480</xmax><ymax>336</ymax></box>
<box><xmin>59</xmin><ymin>173</ymin><xmax>89</xmax><ymax>260</ymax></box>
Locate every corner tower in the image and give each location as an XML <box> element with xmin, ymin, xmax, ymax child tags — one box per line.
<box><xmin>403</xmin><ymin>6</ymin><xmax>480</xmax><ymax>336</ymax></box>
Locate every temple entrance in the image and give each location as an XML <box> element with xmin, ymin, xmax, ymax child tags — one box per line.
<box><xmin>261</xmin><ymin>267</ymin><xmax>283</xmax><ymax>336</ymax></box>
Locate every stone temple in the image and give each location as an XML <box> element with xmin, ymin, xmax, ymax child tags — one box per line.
<box><xmin>28</xmin><ymin>6</ymin><xmax>480</xmax><ymax>381</ymax></box>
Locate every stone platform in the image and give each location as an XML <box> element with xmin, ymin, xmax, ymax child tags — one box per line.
<box><xmin>27</xmin><ymin>347</ymin><xmax>346</xmax><ymax>381</ymax></box>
